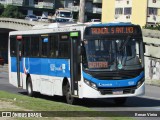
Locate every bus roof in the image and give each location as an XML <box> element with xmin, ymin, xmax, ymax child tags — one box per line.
<box><xmin>9</xmin><ymin>22</ymin><xmax>86</xmax><ymax>36</ymax></box>
<box><xmin>90</xmin><ymin>22</ymin><xmax>138</xmax><ymax>27</ymax></box>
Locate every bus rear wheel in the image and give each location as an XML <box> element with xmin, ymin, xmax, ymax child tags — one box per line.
<box><xmin>114</xmin><ymin>97</ymin><xmax>127</xmax><ymax>105</ymax></box>
<box><xmin>26</xmin><ymin>77</ymin><xmax>34</xmax><ymax>97</ymax></box>
<box><xmin>64</xmin><ymin>82</ymin><xmax>75</xmax><ymax>104</ymax></box>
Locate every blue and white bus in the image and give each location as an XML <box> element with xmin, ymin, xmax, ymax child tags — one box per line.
<box><xmin>9</xmin><ymin>22</ymin><xmax>145</xmax><ymax>105</ymax></box>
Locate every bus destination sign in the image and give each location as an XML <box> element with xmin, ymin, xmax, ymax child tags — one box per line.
<box><xmin>90</xmin><ymin>26</ymin><xmax>137</xmax><ymax>35</ymax></box>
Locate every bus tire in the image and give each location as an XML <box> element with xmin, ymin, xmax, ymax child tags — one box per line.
<box><xmin>114</xmin><ymin>97</ymin><xmax>127</xmax><ymax>105</ymax></box>
<box><xmin>64</xmin><ymin>82</ymin><xmax>75</xmax><ymax>104</ymax></box>
<box><xmin>26</xmin><ymin>76</ymin><xmax>34</xmax><ymax>97</ymax></box>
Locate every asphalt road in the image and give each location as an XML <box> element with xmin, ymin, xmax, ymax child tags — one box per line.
<box><xmin>0</xmin><ymin>65</ymin><xmax>25</xmax><ymax>94</ymax></box>
<box><xmin>0</xmin><ymin>64</ymin><xmax>160</xmax><ymax>119</ymax></box>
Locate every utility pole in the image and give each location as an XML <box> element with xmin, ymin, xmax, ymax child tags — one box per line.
<box><xmin>78</xmin><ymin>0</ymin><xmax>85</xmax><ymax>23</ymax></box>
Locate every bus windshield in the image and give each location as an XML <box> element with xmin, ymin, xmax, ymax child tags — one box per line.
<box><xmin>82</xmin><ymin>37</ymin><xmax>143</xmax><ymax>71</ymax></box>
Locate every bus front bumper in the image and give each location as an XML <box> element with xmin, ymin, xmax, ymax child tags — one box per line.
<box><xmin>80</xmin><ymin>82</ymin><xmax>145</xmax><ymax>98</ymax></box>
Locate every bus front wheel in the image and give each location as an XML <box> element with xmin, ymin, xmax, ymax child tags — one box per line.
<box><xmin>26</xmin><ymin>77</ymin><xmax>34</xmax><ymax>97</ymax></box>
<box><xmin>64</xmin><ymin>82</ymin><xmax>75</xmax><ymax>104</ymax></box>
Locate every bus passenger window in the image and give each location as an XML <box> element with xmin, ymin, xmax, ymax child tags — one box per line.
<box><xmin>49</xmin><ymin>35</ymin><xmax>58</xmax><ymax>57</ymax></box>
<box><xmin>41</xmin><ymin>37</ymin><xmax>48</xmax><ymax>57</ymax></box>
<box><xmin>10</xmin><ymin>37</ymin><xmax>17</xmax><ymax>56</ymax></box>
<box><xmin>31</xmin><ymin>36</ymin><xmax>39</xmax><ymax>57</ymax></box>
<box><xmin>23</xmin><ymin>37</ymin><xmax>30</xmax><ymax>57</ymax></box>
<box><xmin>58</xmin><ymin>34</ymin><xmax>70</xmax><ymax>58</ymax></box>
<box><xmin>58</xmin><ymin>42</ymin><xmax>69</xmax><ymax>58</ymax></box>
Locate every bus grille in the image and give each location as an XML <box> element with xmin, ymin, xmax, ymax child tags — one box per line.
<box><xmin>83</xmin><ymin>69</ymin><xmax>144</xmax><ymax>80</ymax></box>
<box><xmin>98</xmin><ymin>86</ymin><xmax>136</xmax><ymax>95</ymax></box>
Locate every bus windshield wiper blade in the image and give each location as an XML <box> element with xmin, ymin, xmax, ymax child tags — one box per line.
<box><xmin>119</xmin><ymin>36</ymin><xmax>131</xmax><ymax>52</ymax></box>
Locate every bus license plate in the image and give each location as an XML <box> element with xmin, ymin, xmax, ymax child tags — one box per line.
<box><xmin>112</xmin><ymin>90</ymin><xmax>123</xmax><ymax>95</ymax></box>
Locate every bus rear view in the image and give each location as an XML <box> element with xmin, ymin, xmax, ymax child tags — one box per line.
<box><xmin>81</xmin><ymin>22</ymin><xmax>145</xmax><ymax>104</ymax></box>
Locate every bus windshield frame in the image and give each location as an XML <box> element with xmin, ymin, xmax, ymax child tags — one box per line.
<box><xmin>82</xmin><ymin>25</ymin><xmax>144</xmax><ymax>71</ymax></box>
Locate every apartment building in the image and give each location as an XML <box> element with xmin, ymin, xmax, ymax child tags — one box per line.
<box><xmin>63</xmin><ymin>0</ymin><xmax>102</xmax><ymax>21</ymax></box>
<box><xmin>102</xmin><ymin>0</ymin><xmax>160</xmax><ymax>27</ymax></box>
<box><xmin>24</xmin><ymin>0</ymin><xmax>55</xmax><ymax>16</ymax></box>
<box><xmin>0</xmin><ymin>0</ymin><xmax>23</xmax><ymax>6</ymax></box>
<box><xmin>0</xmin><ymin>0</ymin><xmax>55</xmax><ymax>17</ymax></box>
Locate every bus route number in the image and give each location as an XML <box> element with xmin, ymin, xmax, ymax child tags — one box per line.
<box><xmin>91</xmin><ymin>27</ymin><xmax>134</xmax><ymax>35</ymax></box>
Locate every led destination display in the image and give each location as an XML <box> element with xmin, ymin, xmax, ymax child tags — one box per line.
<box><xmin>85</xmin><ymin>26</ymin><xmax>140</xmax><ymax>35</ymax></box>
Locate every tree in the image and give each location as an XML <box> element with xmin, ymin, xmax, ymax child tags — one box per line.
<box><xmin>0</xmin><ymin>3</ymin><xmax>4</xmax><ymax>15</ymax></box>
<box><xmin>1</xmin><ymin>5</ymin><xmax>23</xmax><ymax>18</ymax></box>
<box><xmin>78</xmin><ymin>0</ymin><xmax>85</xmax><ymax>23</ymax></box>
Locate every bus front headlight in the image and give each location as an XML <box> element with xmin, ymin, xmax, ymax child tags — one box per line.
<box><xmin>84</xmin><ymin>79</ymin><xmax>97</xmax><ymax>90</ymax></box>
<box><xmin>137</xmin><ymin>78</ymin><xmax>145</xmax><ymax>88</ymax></box>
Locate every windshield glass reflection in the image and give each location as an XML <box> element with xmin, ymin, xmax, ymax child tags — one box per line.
<box><xmin>82</xmin><ymin>37</ymin><xmax>143</xmax><ymax>71</ymax></box>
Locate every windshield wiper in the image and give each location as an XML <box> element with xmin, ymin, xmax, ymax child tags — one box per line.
<box><xmin>119</xmin><ymin>36</ymin><xmax>131</xmax><ymax>52</ymax></box>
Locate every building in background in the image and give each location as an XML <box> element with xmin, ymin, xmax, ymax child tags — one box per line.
<box><xmin>0</xmin><ymin>0</ymin><xmax>102</xmax><ymax>21</ymax></box>
<box><xmin>63</xmin><ymin>0</ymin><xmax>102</xmax><ymax>21</ymax></box>
<box><xmin>102</xmin><ymin>0</ymin><xmax>160</xmax><ymax>27</ymax></box>
<box><xmin>0</xmin><ymin>0</ymin><xmax>55</xmax><ymax>17</ymax></box>
<box><xmin>23</xmin><ymin>0</ymin><xmax>55</xmax><ymax>17</ymax></box>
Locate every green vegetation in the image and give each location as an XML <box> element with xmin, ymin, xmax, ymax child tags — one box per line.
<box><xmin>0</xmin><ymin>91</ymin><xmax>90</xmax><ymax>111</ymax></box>
<box><xmin>0</xmin><ymin>3</ymin><xmax>4</xmax><ymax>15</ymax></box>
<box><xmin>1</xmin><ymin>5</ymin><xmax>24</xmax><ymax>18</ymax></box>
<box><xmin>143</xmin><ymin>23</ymin><xmax>160</xmax><ymax>30</ymax></box>
<box><xmin>0</xmin><ymin>91</ymin><xmax>134</xmax><ymax>120</ymax></box>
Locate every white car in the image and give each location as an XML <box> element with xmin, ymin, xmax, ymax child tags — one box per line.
<box><xmin>38</xmin><ymin>17</ymin><xmax>48</xmax><ymax>22</ymax></box>
<box><xmin>91</xmin><ymin>19</ymin><xmax>101</xmax><ymax>22</ymax></box>
<box><xmin>25</xmin><ymin>15</ymin><xmax>38</xmax><ymax>21</ymax></box>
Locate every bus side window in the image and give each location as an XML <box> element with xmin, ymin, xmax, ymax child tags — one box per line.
<box><xmin>58</xmin><ymin>42</ymin><xmax>69</xmax><ymax>58</ymax></box>
<box><xmin>23</xmin><ymin>36</ymin><xmax>31</xmax><ymax>57</ymax></box>
<box><xmin>10</xmin><ymin>36</ymin><xmax>17</xmax><ymax>56</ymax></box>
<box><xmin>49</xmin><ymin>35</ymin><xmax>58</xmax><ymax>58</ymax></box>
<box><xmin>58</xmin><ymin>34</ymin><xmax>70</xmax><ymax>58</ymax></box>
<box><xmin>30</xmin><ymin>36</ymin><xmax>40</xmax><ymax>57</ymax></box>
<box><xmin>41</xmin><ymin>37</ymin><xmax>48</xmax><ymax>57</ymax></box>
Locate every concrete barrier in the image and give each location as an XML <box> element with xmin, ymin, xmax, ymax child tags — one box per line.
<box><xmin>0</xmin><ymin>18</ymin><xmax>49</xmax><ymax>30</ymax></box>
<box><xmin>143</xmin><ymin>31</ymin><xmax>160</xmax><ymax>81</ymax></box>
<box><xmin>142</xmin><ymin>29</ymin><xmax>160</xmax><ymax>39</ymax></box>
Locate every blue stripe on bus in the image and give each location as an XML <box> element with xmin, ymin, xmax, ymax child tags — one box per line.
<box><xmin>11</xmin><ymin>57</ymin><xmax>71</xmax><ymax>78</ymax></box>
<box><xmin>83</xmin><ymin>71</ymin><xmax>144</xmax><ymax>88</ymax></box>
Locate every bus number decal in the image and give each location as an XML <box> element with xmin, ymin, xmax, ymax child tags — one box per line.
<box><xmin>88</xmin><ymin>62</ymin><xmax>108</xmax><ymax>68</ymax></box>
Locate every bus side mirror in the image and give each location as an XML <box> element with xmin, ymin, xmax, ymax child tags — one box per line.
<box><xmin>81</xmin><ymin>46</ymin><xmax>84</xmax><ymax>55</ymax></box>
<box><xmin>78</xmin><ymin>46</ymin><xmax>81</xmax><ymax>55</ymax></box>
<box><xmin>143</xmin><ymin>43</ymin><xmax>146</xmax><ymax>53</ymax></box>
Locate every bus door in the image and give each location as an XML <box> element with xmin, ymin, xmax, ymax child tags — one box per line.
<box><xmin>16</xmin><ymin>36</ymin><xmax>22</xmax><ymax>87</ymax></box>
<box><xmin>70</xmin><ymin>32</ymin><xmax>81</xmax><ymax>96</ymax></box>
